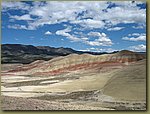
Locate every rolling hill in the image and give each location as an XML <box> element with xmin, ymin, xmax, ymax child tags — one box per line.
<box><xmin>5</xmin><ymin>50</ymin><xmax>145</xmax><ymax>76</ymax></box>
<box><xmin>1</xmin><ymin>48</ymin><xmax>146</xmax><ymax>110</ymax></box>
<box><xmin>1</xmin><ymin>44</ymin><xmax>111</xmax><ymax>64</ymax></box>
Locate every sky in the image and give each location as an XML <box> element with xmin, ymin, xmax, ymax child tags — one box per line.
<box><xmin>2</xmin><ymin>1</ymin><xmax>146</xmax><ymax>52</ymax></box>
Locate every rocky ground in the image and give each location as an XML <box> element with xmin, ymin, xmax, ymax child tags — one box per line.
<box><xmin>1</xmin><ymin>96</ymin><xmax>112</xmax><ymax>110</ymax></box>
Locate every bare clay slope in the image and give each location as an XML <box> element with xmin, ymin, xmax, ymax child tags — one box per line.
<box><xmin>6</xmin><ymin>50</ymin><xmax>145</xmax><ymax>76</ymax></box>
<box><xmin>1</xmin><ymin>50</ymin><xmax>146</xmax><ymax>110</ymax></box>
<box><xmin>103</xmin><ymin>59</ymin><xmax>146</xmax><ymax>101</ymax></box>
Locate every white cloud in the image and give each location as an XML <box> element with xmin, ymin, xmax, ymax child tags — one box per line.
<box><xmin>8</xmin><ymin>24</ymin><xmax>35</xmax><ymax>30</ymax></box>
<box><xmin>129</xmin><ymin>33</ymin><xmax>140</xmax><ymax>36</ymax></box>
<box><xmin>71</xmin><ymin>19</ymin><xmax>105</xmax><ymax>29</ymax></box>
<box><xmin>79</xmin><ymin>49</ymin><xmax>90</xmax><ymax>52</ymax></box>
<box><xmin>101</xmin><ymin>48</ymin><xmax>118</xmax><ymax>53</ymax></box>
<box><xmin>80</xmin><ymin>48</ymin><xmax>118</xmax><ymax>52</ymax></box>
<box><xmin>129</xmin><ymin>44</ymin><xmax>146</xmax><ymax>52</ymax></box>
<box><xmin>86</xmin><ymin>32</ymin><xmax>113</xmax><ymax>46</ymax></box>
<box><xmin>112</xmin><ymin>1</ymin><xmax>144</xmax><ymax>6</ymax></box>
<box><xmin>81</xmin><ymin>37</ymin><xmax>89</xmax><ymax>40</ymax></box>
<box><xmin>122</xmin><ymin>33</ymin><xmax>146</xmax><ymax>41</ymax></box>
<box><xmin>2</xmin><ymin>1</ymin><xmax>146</xmax><ymax>30</ymax></box>
<box><xmin>107</xmin><ymin>27</ymin><xmax>124</xmax><ymax>31</ymax></box>
<box><xmin>8</xmin><ymin>24</ymin><xmax>28</xmax><ymax>30</ymax></box>
<box><xmin>45</xmin><ymin>31</ymin><xmax>52</xmax><ymax>35</ymax></box>
<box><xmin>132</xmin><ymin>25</ymin><xmax>145</xmax><ymax>29</ymax></box>
<box><xmin>103</xmin><ymin>2</ymin><xmax>146</xmax><ymax>25</ymax></box>
<box><xmin>88</xmin><ymin>32</ymin><xmax>106</xmax><ymax>37</ymax></box>
<box><xmin>56</xmin><ymin>28</ymin><xmax>112</xmax><ymax>46</ymax></box>
<box><xmin>56</xmin><ymin>27</ymin><xmax>81</xmax><ymax>42</ymax></box>
<box><xmin>10</xmin><ymin>14</ymin><xmax>34</xmax><ymax>21</ymax></box>
<box><xmin>2</xmin><ymin>1</ymin><xmax>31</xmax><ymax>11</ymax></box>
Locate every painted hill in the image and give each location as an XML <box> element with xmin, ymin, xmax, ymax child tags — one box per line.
<box><xmin>1</xmin><ymin>49</ymin><xmax>146</xmax><ymax>110</ymax></box>
<box><xmin>6</xmin><ymin>50</ymin><xmax>145</xmax><ymax>76</ymax></box>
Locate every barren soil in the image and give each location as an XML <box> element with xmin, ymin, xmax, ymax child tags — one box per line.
<box><xmin>1</xmin><ymin>53</ymin><xmax>146</xmax><ymax>110</ymax></box>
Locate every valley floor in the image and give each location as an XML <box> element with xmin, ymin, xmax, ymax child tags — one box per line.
<box><xmin>1</xmin><ymin>60</ymin><xmax>146</xmax><ymax>110</ymax></box>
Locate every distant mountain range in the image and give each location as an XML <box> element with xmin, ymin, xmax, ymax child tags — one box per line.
<box><xmin>1</xmin><ymin>44</ymin><xmax>146</xmax><ymax>64</ymax></box>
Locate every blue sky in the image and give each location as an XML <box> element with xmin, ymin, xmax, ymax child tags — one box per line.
<box><xmin>2</xmin><ymin>1</ymin><xmax>146</xmax><ymax>52</ymax></box>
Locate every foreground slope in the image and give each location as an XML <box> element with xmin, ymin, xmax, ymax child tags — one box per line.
<box><xmin>103</xmin><ymin>59</ymin><xmax>146</xmax><ymax>101</ymax></box>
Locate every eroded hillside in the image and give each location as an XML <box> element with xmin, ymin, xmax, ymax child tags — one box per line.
<box><xmin>1</xmin><ymin>50</ymin><xmax>146</xmax><ymax>110</ymax></box>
